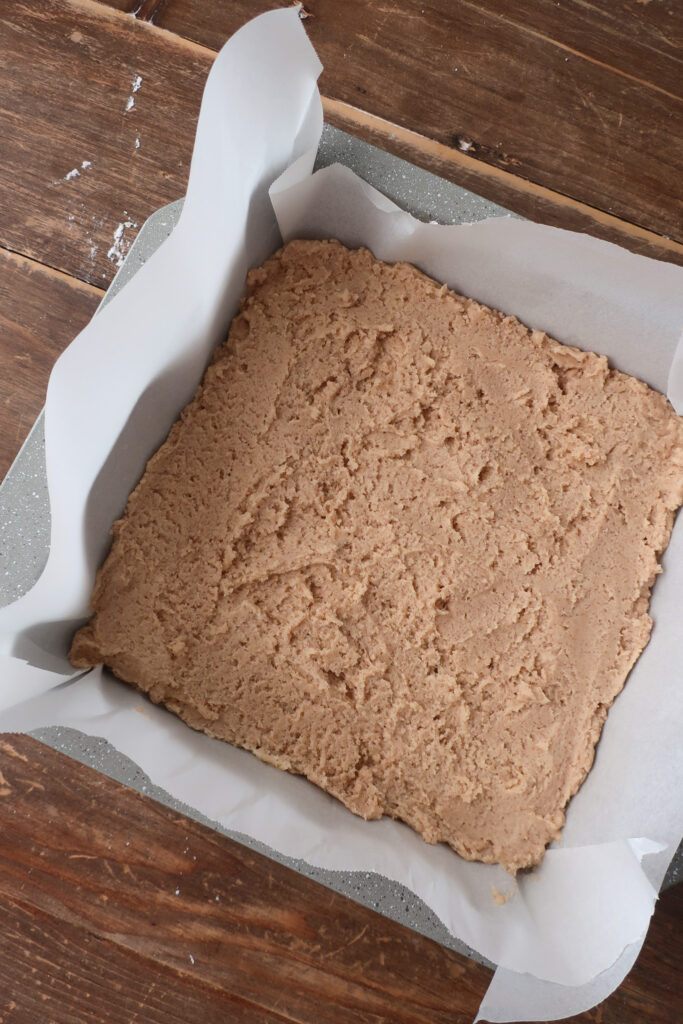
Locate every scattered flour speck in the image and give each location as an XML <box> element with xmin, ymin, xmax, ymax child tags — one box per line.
<box><xmin>124</xmin><ymin>74</ymin><xmax>142</xmax><ymax>113</ymax></box>
<box><xmin>107</xmin><ymin>219</ymin><xmax>138</xmax><ymax>268</ymax></box>
<box><xmin>189</xmin><ymin>954</ymin><xmax>195</xmax><ymax>965</ymax></box>
<box><xmin>60</xmin><ymin>161</ymin><xmax>92</xmax><ymax>183</ymax></box>
<box><xmin>175</xmin><ymin>887</ymin><xmax>180</xmax><ymax>896</ymax></box>
<box><xmin>135</xmin><ymin>137</ymin><xmax>141</xmax><ymax>150</ymax></box>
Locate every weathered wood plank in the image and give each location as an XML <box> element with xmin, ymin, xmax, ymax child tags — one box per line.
<box><xmin>0</xmin><ymin>249</ymin><xmax>102</xmax><ymax>478</ymax></box>
<box><xmin>322</xmin><ymin>96</ymin><xmax>683</xmax><ymax>265</ymax></box>
<box><xmin>0</xmin><ymin>894</ymin><xmax>281</xmax><ymax>1023</ymax></box>
<box><xmin>0</xmin><ymin>733</ymin><xmax>681</xmax><ymax>1022</ymax></box>
<box><xmin>106</xmin><ymin>0</ymin><xmax>683</xmax><ymax>241</ymax></box>
<box><xmin>466</xmin><ymin>0</ymin><xmax>682</xmax><ymax>98</ymax></box>
<box><xmin>0</xmin><ymin>735</ymin><xmax>490</xmax><ymax>1024</ymax></box>
<box><xmin>1</xmin><ymin>0</ymin><xmax>680</xmax><ymax>291</ymax></box>
<box><xmin>0</xmin><ymin>0</ymin><xmax>212</xmax><ymax>289</ymax></box>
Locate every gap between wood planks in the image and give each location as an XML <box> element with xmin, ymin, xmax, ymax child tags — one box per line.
<box><xmin>66</xmin><ymin>0</ymin><xmax>219</xmax><ymax>60</ymax></box>
<box><xmin>88</xmin><ymin>0</ymin><xmax>683</xmax><ymax>250</ymax></box>
<box><xmin>1</xmin><ymin>245</ymin><xmax>105</xmax><ymax>297</ymax></box>
<box><xmin>322</xmin><ymin>96</ymin><xmax>683</xmax><ymax>264</ymax></box>
<box><xmin>3</xmin><ymin>0</ymin><xmax>682</xmax><ymax>291</ymax></box>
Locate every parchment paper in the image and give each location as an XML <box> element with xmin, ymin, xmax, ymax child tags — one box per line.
<box><xmin>0</xmin><ymin>10</ymin><xmax>681</xmax><ymax>1021</ymax></box>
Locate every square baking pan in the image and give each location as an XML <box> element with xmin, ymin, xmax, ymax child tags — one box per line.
<box><xmin>0</xmin><ymin>125</ymin><xmax>679</xmax><ymax>965</ymax></box>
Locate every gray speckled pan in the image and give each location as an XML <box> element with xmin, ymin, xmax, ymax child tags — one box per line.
<box><xmin>0</xmin><ymin>126</ymin><xmax>678</xmax><ymax>958</ymax></box>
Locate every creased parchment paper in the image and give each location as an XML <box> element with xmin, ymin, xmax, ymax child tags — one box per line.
<box><xmin>0</xmin><ymin>11</ymin><xmax>681</xmax><ymax>1022</ymax></box>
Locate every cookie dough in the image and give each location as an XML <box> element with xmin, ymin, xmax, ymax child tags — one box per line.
<box><xmin>71</xmin><ymin>239</ymin><xmax>683</xmax><ymax>871</ymax></box>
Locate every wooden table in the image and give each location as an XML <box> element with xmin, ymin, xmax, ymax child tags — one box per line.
<box><xmin>0</xmin><ymin>3</ymin><xmax>681</xmax><ymax>1021</ymax></box>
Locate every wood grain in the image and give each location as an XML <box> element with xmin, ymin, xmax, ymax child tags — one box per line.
<box><xmin>475</xmin><ymin>0</ymin><xmax>681</xmax><ymax>96</ymax></box>
<box><xmin>0</xmin><ymin>896</ymin><xmax>280</xmax><ymax>1023</ymax></box>
<box><xmin>119</xmin><ymin>0</ymin><xmax>683</xmax><ymax>97</ymax></box>
<box><xmin>322</xmin><ymin>97</ymin><xmax>683</xmax><ymax>265</ymax></box>
<box><xmin>106</xmin><ymin>0</ymin><xmax>683</xmax><ymax>242</ymax></box>
<box><xmin>0</xmin><ymin>0</ymin><xmax>212</xmax><ymax>289</ymax></box>
<box><xmin>0</xmin><ymin>0</ymin><xmax>681</xmax><ymax>301</ymax></box>
<box><xmin>0</xmin><ymin>250</ymin><xmax>102</xmax><ymax>478</ymax></box>
<box><xmin>604</xmin><ymin>880</ymin><xmax>683</xmax><ymax>1024</ymax></box>
<box><xmin>0</xmin><ymin>733</ymin><xmax>681</xmax><ymax>1023</ymax></box>
<box><xmin>0</xmin><ymin>735</ymin><xmax>490</xmax><ymax>1024</ymax></box>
